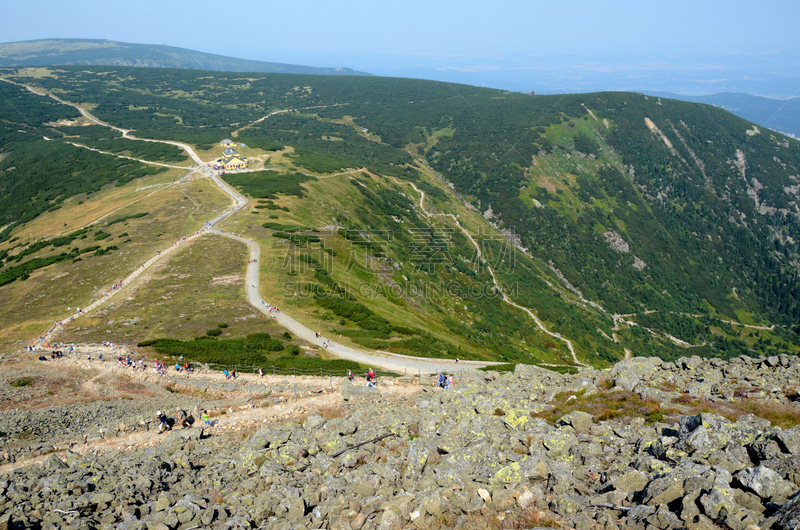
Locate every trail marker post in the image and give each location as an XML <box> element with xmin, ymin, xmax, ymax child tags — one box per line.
<box><xmin>4</xmin><ymin>438</ymin><xmax>13</xmax><ymax>464</ymax></box>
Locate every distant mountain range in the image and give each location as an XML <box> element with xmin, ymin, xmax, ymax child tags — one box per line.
<box><xmin>2</xmin><ymin>39</ymin><xmax>799</xmax><ymax>138</ymax></box>
<box><xmin>0</xmin><ymin>38</ymin><xmax>371</xmax><ymax>76</ymax></box>
<box><xmin>645</xmin><ymin>91</ymin><xmax>800</xmax><ymax>138</ymax></box>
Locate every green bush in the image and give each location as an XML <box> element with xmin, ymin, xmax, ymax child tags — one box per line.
<box><xmin>222</xmin><ymin>170</ymin><xmax>314</xmax><ymax>199</ymax></box>
<box><xmin>106</xmin><ymin>212</ymin><xmax>148</xmax><ymax>226</ymax></box>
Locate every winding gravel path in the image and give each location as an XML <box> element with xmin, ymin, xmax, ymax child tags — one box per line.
<box><xmin>13</xmin><ymin>78</ymin><xmax>495</xmax><ymax>373</ymax></box>
<box><xmin>209</xmin><ymin>230</ymin><xmax>496</xmax><ymax>374</ymax></box>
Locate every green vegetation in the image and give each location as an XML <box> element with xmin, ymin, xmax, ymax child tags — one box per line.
<box><xmin>137</xmin><ymin>333</ymin><xmax>364</xmax><ymax>373</ymax></box>
<box><xmin>535</xmin><ymin>389</ymin><xmax>666</xmax><ymax>425</ymax></box>
<box><xmin>0</xmin><ymin>81</ymin><xmax>167</xmax><ymax>241</ymax></box>
<box><xmin>2</xmin><ymin>66</ymin><xmax>799</xmax><ymax>365</ymax></box>
<box><xmin>222</xmin><ymin>171</ymin><xmax>314</xmax><ymax>199</ymax></box>
<box><xmin>79</xmin><ymin>137</ymin><xmax>188</xmax><ymax>163</ymax></box>
<box><xmin>0</xmin><ymin>253</ymin><xmax>73</xmax><ymax>286</ymax></box>
<box><xmin>10</xmin><ymin>377</ymin><xmax>34</xmax><ymax>387</ymax></box>
<box><xmin>106</xmin><ymin>212</ymin><xmax>148</xmax><ymax>226</ymax></box>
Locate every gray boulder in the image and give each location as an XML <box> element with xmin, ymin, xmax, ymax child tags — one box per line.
<box><xmin>770</xmin><ymin>495</ymin><xmax>800</xmax><ymax>530</ymax></box>
<box><xmin>776</xmin><ymin>427</ymin><xmax>800</xmax><ymax>455</ymax></box>
<box><xmin>559</xmin><ymin>410</ymin><xmax>593</xmax><ymax>432</ymax></box>
<box><xmin>736</xmin><ymin>466</ymin><xmax>796</xmax><ymax>500</ymax></box>
<box><xmin>610</xmin><ymin>356</ymin><xmax>662</xmax><ymax>391</ymax></box>
<box><xmin>341</xmin><ymin>382</ymin><xmax>381</xmax><ymax>401</ymax></box>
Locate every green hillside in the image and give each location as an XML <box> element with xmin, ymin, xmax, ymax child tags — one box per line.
<box><xmin>0</xmin><ymin>39</ymin><xmax>370</xmax><ymax>76</ymax></box>
<box><xmin>1</xmin><ymin>66</ymin><xmax>799</xmax><ymax>365</ymax></box>
<box><xmin>647</xmin><ymin>91</ymin><xmax>800</xmax><ymax>138</ymax></box>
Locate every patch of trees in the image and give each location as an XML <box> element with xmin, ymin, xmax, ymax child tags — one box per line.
<box><xmin>222</xmin><ymin>170</ymin><xmax>313</xmax><ymax>199</ymax></box>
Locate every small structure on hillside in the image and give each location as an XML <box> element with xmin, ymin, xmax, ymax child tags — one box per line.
<box><xmin>220</xmin><ymin>139</ymin><xmax>234</xmax><ymax>147</ymax></box>
<box><xmin>221</xmin><ymin>154</ymin><xmax>248</xmax><ymax>170</ymax></box>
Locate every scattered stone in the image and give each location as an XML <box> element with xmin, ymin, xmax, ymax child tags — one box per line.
<box><xmin>1</xmin><ymin>358</ymin><xmax>799</xmax><ymax>529</ymax></box>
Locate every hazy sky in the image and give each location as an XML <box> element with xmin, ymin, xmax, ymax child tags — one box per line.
<box><xmin>3</xmin><ymin>1</ymin><xmax>800</xmax><ymax>95</ymax></box>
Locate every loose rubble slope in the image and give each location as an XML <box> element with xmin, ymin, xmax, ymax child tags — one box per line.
<box><xmin>1</xmin><ymin>354</ymin><xmax>799</xmax><ymax>530</ymax></box>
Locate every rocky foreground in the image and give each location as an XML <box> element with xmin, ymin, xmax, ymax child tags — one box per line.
<box><xmin>1</xmin><ymin>354</ymin><xmax>800</xmax><ymax>529</ymax></box>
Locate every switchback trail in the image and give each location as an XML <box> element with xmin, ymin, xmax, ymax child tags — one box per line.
<box><xmin>405</xmin><ymin>180</ymin><xmax>588</xmax><ymax>367</ymax></box>
<box><xmin>209</xmin><ymin>229</ymin><xmax>498</xmax><ymax>374</ymax></box>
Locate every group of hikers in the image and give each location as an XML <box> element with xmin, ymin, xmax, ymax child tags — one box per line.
<box><xmin>155</xmin><ymin>408</ymin><xmax>212</xmax><ymax>434</ymax></box>
<box><xmin>105</xmin><ymin>281</ymin><xmax>124</xmax><ymax>296</ymax></box>
<box><xmin>25</xmin><ymin>341</ymin><xmax>74</xmax><ymax>352</ymax></box>
<box><xmin>38</xmin><ymin>351</ymin><xmax>64</xmax><ymax>361</ymax></box>
<box><xmin>118</xmin><ymin>357</ymin><xmax>145</xmax><ymax>370</ymax></box>
<box><xmin>438</xmin><ymin>372</ymin><xmax>454</xmax><ymax>389</ymax></box>
<box><xmin>346</xmin><ymin>368</ymin><xmax>378</xmax><ymax>387</ymax></box>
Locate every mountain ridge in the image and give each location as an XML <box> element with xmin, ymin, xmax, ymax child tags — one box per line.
<box><xmin>0</xmin><ymin>38</ymin><xmax>372</xmax><ymax>76</ymax></box>
<box><xmin>644</xmin><ymin>91</ymin><xmax>800</xmax><ymax>138</ymax></box>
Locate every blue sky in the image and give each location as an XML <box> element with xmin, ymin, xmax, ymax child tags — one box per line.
<box><xmin>3</xmin><ymin>1</ymin><xmax>800</xmax><ymax>95</ymax></box>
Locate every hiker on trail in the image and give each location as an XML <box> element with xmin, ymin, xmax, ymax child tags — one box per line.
<box><xmin>157</xmin><ymin>411</ymin><xmax>171</xmax><ymax>434</ymax></box>
<box><xmin>224</xmin><ymin>369</ymin><xmax>229</xmax><ymax>380</ymax></box>
<box><xmin>202</xmin><ymin>410</ymin><xmax>210</xmax><ymax>427</ymax></box>
<box><xmin>348</xmin><ymin>369</ymin><xmax>354</xmax><ymax>381</ymax></box>
<box><xmin>258</xmin><ymin>367</ymin><xmax>263</xmax><ymax>377</ymax></box>
<box><xmin>438</xmin><ymin>372</ymin><xmax>446</xmax><ymax>388</ymax></box>
<box><xmin>445</xmin><ymin>375</ymin><xmax>454</xmax><ymax>390</ymax></box>
<box><xmin>231</xmin><ymin>368</ymin><xmax>237</xmax><ymax>379</ymax></box>
<box><xmin>365</xmin><ymin>368</ymin><xmax>376</xmax><ymax>387</ymax></box>
<box><xmin>176</xmin><ymin>408</ymin><xmax>192</xmax><ymax>429</ymax></box>
<box><xmin>175</xmin><ymin>363</ymin><xmax>181</xmax><ymax>372</ymax></box>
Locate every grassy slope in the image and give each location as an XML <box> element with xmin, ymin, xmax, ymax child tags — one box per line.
<box><xmin>0</xmin><ymin>176</ymin><xmax>230</xmax><ymax>350</ymax></box>
<box><xmin>57</xmin><ymin>236</ymin><xmax>298</xmax><ymax>348</ymax></box>
<box><xmin>2</xmin><ymin>66</ymin><xmax>798</xmax><ymax>365</ymax></box>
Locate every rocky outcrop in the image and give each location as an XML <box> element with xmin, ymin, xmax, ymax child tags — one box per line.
<box><xmin>1</xmin><ymin>354</ymin><xmax>799</xmax><ymax>529</ymax></box>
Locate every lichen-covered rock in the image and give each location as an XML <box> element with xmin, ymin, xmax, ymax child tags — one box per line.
<box><xmin>560</xmin><ymin>410</ymin><xmax>593</xmax><ymax>431</ymax></box>
<box><xmin>770</xmin><ymin>495</ymin><xmax>800</xmax><ymax>530</ymax></box>
<box><xmin>699</xmin><ymin>477</ymin><xmax>737</xmax><ymax>519</ymax></box>
<box><xmin>340</xmin><ymin>382</ymin><xmax>381</xmax><ymax>401</ymax></box>
<box><xmin>644</xmin><ymin>475</ymin><xmax>685</xmax><ymax>506</ymax></box>
<box><xmin>3</xmin><ymin>354</ymin><xmax>800</xmax><ymax>530</ymax></box>
<box><xmin>776</xmin><ymin>426</ymin><xmax>800</xmax><ymax>455</ymax></box>
<box><xmin>737</xmin><ymin>466</ymin><xmax>796</xmax><ymax>500</ymax></box>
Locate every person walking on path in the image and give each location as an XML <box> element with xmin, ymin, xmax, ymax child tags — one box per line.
<box><xmin>202</xmin><ymin>410</ymin><xmax>211</xmax><ymax>427</ymax></box>
<box><xmin>157</xmin><ymin>411</ymin><xmax>171</xmax><ymax>434</ymax></box>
